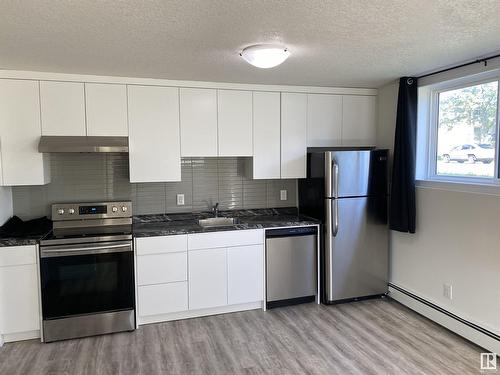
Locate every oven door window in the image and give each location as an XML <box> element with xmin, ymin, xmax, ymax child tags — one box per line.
<box><xmin>40</xmin><ymin>252</ymin><xmax>134</xmax><ymax>319</ymax></box>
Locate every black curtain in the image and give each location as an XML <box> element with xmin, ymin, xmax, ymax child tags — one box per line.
<box><xmin>389</xmin><ymin>77</ymin><xmax>418</xmax><ymax>233</ymax></box>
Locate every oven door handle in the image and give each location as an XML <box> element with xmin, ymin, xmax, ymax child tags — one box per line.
<box><xmin>41</xmin><ymin>242</ymin><xmax>132</xmax><ymax>258</ymax></box>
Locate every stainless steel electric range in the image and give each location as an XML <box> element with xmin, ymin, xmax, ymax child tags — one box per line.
<box><xmin>39</xmin><ymin>201</ymin><xmax>135</xmax><ymax>342</ymax></box>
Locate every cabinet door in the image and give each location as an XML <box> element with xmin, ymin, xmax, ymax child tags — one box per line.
<box><xmin>128</xmin><ymin>85</ymin><xmax>181</xmax><ymax>182</ymax></box>
<box><xmin>253</xmin><ymin>91</ymin><xmax>281</xmax><ymax>179</ymax></box>
<box><xmin>307</xmin><ymin>94</ymin><xmax>342</xmax><ymax>147</ymax></box>
<box><xmin>188</xmin><ymin>248</ymin><xmax>227</xmax><ymax>310</ymax></box>
<box><xmin>0</xmin><ymin>264</ymin><xmax>40</xmax><ymax>335</ymax></box>
<box><xmin>0</xmin><ymin>79</ymin><xmax>50</xmax><ymax>186</ymax></box>
<box><xmin>227</xmin><ymin>245</ymin><xmax>263</xmax><ymax>305</ymax></box>
<box><xmin>342</xmin><ymin>95</ymin><xmax>377</xmax><ymax>146</ymax></box>
<box><xmin>217</xmin><ymin>90</ymin><xmax>252</xmax><ymax>156</ymax></box>
<box><xmin>281</xmin><ymin>93</ymin><xmax>307</xmax><ymax>178</ymax></box>
<box><xmin>85</xmin><ymin>83</ymin><xmax>128</xmax><ymax>136</ymax></box>
<box><xmin>40</xmin><ymin>81</ymin><xmax>86</xmax><ymax>136</ymax></box>
<box><xmin>180</xmin><ymin>88</ymin><xmax>218</xmax><ymax>157</ymax></box>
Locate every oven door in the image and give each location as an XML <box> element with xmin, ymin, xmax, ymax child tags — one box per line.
<box><xmin>40</xmin><ymin>240</ymin><xmax>135</xmax><ymax>320</ymax></box>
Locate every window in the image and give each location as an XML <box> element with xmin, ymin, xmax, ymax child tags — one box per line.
<box><xmin>425</xmin><ymin>77</ymin><xmax>500</xmax><ymax>184</ymax></box>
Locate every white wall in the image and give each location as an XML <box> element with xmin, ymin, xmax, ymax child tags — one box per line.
<box><xmin>0</xmin><ymin>187</ymin><xmax>13</xmax><ymax>225</ymax></box>
<box><xmin>391</xmin><ymin>187</ymin><xmax>500</xmax><ymax>333</ymax></box>
<box><xmin>377</xmin><ymin>81</ymin><xmax>500</xmax><ymax>350</ymax></box>
<box><xmin>376</xmin><ymin>81</ymin><xmax>398</xmax><ymax>158</ymax></box>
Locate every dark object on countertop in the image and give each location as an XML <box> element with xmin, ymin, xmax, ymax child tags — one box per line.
<box><xmin>0</xmin><ymin>216</ymin><xmax>52</xmax><ymax>238</ymax></box>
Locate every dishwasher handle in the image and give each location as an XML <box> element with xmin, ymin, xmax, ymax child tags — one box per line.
<box><xmin>265</xmin><ymin>226</ymin><xmax>318</xmax><ymax>239</ymax></box>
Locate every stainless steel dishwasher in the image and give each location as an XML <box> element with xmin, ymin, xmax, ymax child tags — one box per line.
<box><xmin>265</xmin><ymin>226</ymin><xmax>318</xmax><ymax>309</ymax></box>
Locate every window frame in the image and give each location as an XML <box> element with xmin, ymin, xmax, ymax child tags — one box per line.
<box><xmin>424</xmin><ymin>73</ymin><xmax>500</xmax><ymax>186</ymax></box>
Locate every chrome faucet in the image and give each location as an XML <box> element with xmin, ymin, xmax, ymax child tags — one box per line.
<box><xmin>212</xmin><ymin>202</ymin><xmax>219</xmax><ymax>217</ymax></box>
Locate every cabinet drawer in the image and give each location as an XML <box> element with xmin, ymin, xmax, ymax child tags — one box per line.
<box><xmin>0</xmin><ymin>245</ymin><xmax>37</xmax><ymax>267</ymax></box>
<box><xmin>138</xmin><ymin>282</ymin><xmax>188</xmax><ymax>317</ymax></box>
<box><xmin>136</xmin><ymin>235</ymin><xmax>187</xmax><ymax>255</ymax></box>
<box><xmin>137</xmin><ymin>252</ymin><xmax>187</xmax><ymax>286</ymax></box>
<box><xmin>188</xmin><ymin>229</ymin><xmax>263</xmax><ymax>250</ymax></box>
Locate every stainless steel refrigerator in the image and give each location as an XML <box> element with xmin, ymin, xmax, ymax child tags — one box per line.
<box><xmin>299</xmin><ymin>148</ymin><xmax>389</xmax><ymax>303</ymax></box>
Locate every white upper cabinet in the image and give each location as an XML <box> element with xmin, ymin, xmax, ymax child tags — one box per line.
<box><xmin>217</xmin><ymin>90</ymin><xmax>253</xmax><ymax>156</ymax></box>
<box><xmin>180</xmin><ymin>88</ymin><xmax>218</xmax><ymax>157</ymax></box>
<box><xmin>40</xmin><ymin>81</ymin><xmax>86</xmax><ymax>136</ymax></box>
<box><xmin>281</xmin><ymin>92</ymin><xmax>307</xmax><ymax>179</ymax></box>
<box><xmin>85</xmin><ymin>83</ymin><xmax>128</xmax><ymax>136</ymax></box>
<box><xmin>0</xmin><ymin>79</ymin><xmax>50</xmax><ymax>186</ymax></box>
<box><xmin>252</xmin><ymin>91</ymin><xmax>281</xmax><ymax>179</ymax></box>
<box><xmin>127</xmin><ymin>85</ymin><xmax>181</xmax><ymax>183</ymax></box>
<box><xmin>307</xmin><ymin>94</ymin><xmax>342</xmax><ymax>147</ymax></box>
<box><xmin>342</xmin><ymin>95</ymin><xmax>377</xmax><ymax>146</ymax></box>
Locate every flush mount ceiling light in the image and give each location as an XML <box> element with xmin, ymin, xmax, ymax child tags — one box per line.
<box><xmin>240</xmin><ymin>44</ymin><xmax>290</xmax><ymax>68</ymax></box>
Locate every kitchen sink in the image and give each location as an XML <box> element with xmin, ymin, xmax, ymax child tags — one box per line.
<box><xmin>198</xmin><ymin>217</ymin><xmax>240</xmax><ymax>227</ymax></box>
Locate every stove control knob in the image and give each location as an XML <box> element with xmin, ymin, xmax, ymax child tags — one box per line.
<box><xmin>68</xmin><ymin>208</ymin><xmax>75</xmax><ymax>215</ymax></box>
<box><xmin>112</xmin><ymin>206</ymin><xmax>118</xmax><ymax>213</ymax></box>
<box><xmin>121</xmin><ymin>206</ymin><xmax>128</xmax><ymax>212</ymax></box>
<box><xmin>57</xmin><ymin>209</ymin><xmax>65</xmax><ymax>215</ymax></box>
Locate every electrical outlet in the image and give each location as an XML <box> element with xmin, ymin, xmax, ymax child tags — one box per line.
<box><xmin>176</xmin><ymin>194</ymin><xmax>185</xmax><ymax>206</ymax></box>
<box><xmin>443</xmin><ymin>284</ymin><xmax>453</xmax><ymax>300</ymax></box>
<box><xmin>280</xmin><ymin>190</ymin><xmax>287</xmax><ymax>201</ymax></box>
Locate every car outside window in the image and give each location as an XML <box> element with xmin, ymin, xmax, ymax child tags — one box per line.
<box><xmin>436</xmin><ymin>81</ymin><xmax>498</xmax><ymax>179</ymax></box>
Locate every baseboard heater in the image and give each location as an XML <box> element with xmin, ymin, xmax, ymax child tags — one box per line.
<box><xmin>388</xmin><ymin>283</ymin><xmax>500</xmax><ymax>351</ymax></box>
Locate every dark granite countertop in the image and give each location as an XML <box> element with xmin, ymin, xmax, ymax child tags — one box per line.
<box><xmin>0</xmin><ymin>237</ymin><xmax>42</xmax><ymax>247</ymax></box>
<box><xmin>0</xmin><ymin>208</ymin><xmax>321</xmax><ymax>246</ymax></box>
<box><xmin>133</xmin><ymin>207</ymin><xmax>320</xmax><ymax>237</ymax></box>
<box><xmin>0</xmin><ymin>216</ymin><xmax>52</xmax><ymax>248</ymax></box>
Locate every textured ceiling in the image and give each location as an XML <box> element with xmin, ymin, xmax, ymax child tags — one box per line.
<box><xmin>1</xmin><ymin>0</ymin><xmax>500</xmax><ymax>88</ymax></box>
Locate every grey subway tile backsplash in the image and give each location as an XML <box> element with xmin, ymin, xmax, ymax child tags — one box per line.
<box><xmin>12</xmin><ymin>153</ymin><xmax>298</xmax><ymax>219</ymax></box>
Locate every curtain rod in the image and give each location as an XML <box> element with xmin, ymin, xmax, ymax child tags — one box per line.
<box><xmin>417</xmin><ymin>53</ymin><xmax>500</xmax><ymax>79</ymax></box>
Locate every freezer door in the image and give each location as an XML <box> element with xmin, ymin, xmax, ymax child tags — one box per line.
<box><xmin>325</xmin><ymin>150</ymin><xmax>387</xmax><ymax>198</ymax></box>
<box><xmin>324</xmin><ymin>196</ymin><xmax>388</xmax><ymax>302</ymax></box>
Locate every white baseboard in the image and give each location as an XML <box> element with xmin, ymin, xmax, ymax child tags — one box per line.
<box><xmin>138</xmin><ymin>301</ymin><xmax>263</xmax><ymax>325</ymax></box>
<box><xmin>2</xmin><ymin>330</ymin><xmax>40</xmax><ymax>343</ymax></box>
<box><xmin>389</xmin><ymin>285</ymin><xmax>500</xmax><ymax>354</ymax></box>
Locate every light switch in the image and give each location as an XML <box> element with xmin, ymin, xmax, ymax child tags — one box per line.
<box><xmin>280</xmin><ymin>190</ymin><xmax>287</xmax><ymax>201</ymax></box>
<box><xmin>176</xmin><ymin>194</ymin><xmax>185</xmax><ymax>206</ymax></box>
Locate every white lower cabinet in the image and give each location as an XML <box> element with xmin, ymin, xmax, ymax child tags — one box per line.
<box><xmin>227</xmin><ymin>245</ymin><xmax>263</xmax><ymax>305</ymax></box>
<box><xmin>138</xmin><ymin>282</ymin><xmax>188</xmax><ymax>317</ymax></box>
<box><xmin>0</xmin><ymin>245</ymin><xmax>40</xmax><ymax>339</ymax></box>
<box><xmin>188</xmin><ymin>248</ymin><xmax>228</xmax><ymax>310</ymax></box>
<box><xmin>136</xmin><ymin>235</ymin><xmax>189</xmax><ymax>319</ymax></box>
<box><xmin>136</xmin><ymin>230</ymin><xmax>264</xmax><ymax>324</ymax></box>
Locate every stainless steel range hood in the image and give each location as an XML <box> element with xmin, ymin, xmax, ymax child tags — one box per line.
<box><xmin>38</xmin><ymin>136</ymin><xmax>129</xmax><ymax>153</ymax></box>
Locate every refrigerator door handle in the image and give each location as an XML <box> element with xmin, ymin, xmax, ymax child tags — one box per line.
<box><xmin>332</xmin><ymin>159</ymin><xmax>339</xmax><ymax>198</ymax></box>
<box><xmin>332</xmin><ymin>199</ymin><xmax>339</xmax><ymax>236</ymax></box>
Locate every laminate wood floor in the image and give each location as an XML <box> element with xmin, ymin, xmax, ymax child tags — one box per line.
<box><xmin>0</xmin><ymin>298</ymin><xmax>489</xmax><ymax>375</ymax></box>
